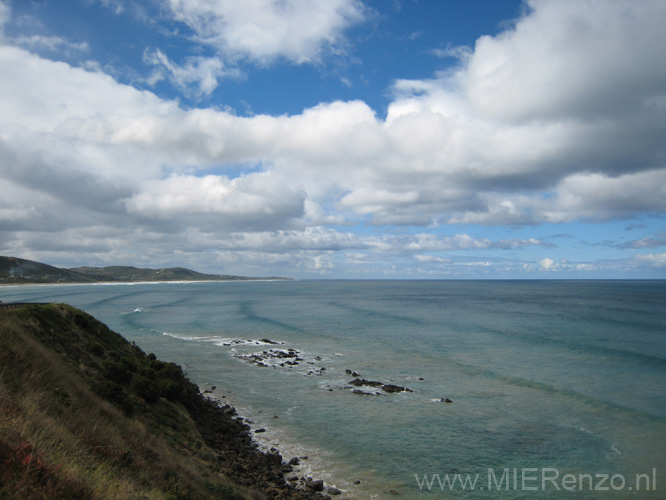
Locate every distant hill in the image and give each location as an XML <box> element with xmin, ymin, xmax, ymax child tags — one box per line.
<box><xmin>0</xmin><ymin>256</ymin><xmax>92</xmax><ymax>283</ymax></box>
<box><xmin>0</xmin><ymin>256</ymin><xmax>292</xmax><ymax>284</ymax></box>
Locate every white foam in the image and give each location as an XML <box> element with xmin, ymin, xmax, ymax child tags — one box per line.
<box><xmin>219</xmin><ymin>399</ymin><xmax>371</xmax><ymax>499</ymax></box>
<box><xmin>161</xmin><ymin>332</ymin><xmax>284</xmax><ymax>347</ymax></box>
<box><xmin>215</xmin><ymin>338</ymin><xmax>285</xmax><ymax>347</ymax></box>
<box><xmin>162</xmin><ymin>332</ymin><xmax>212</xmax><ymax>341</ymax></box>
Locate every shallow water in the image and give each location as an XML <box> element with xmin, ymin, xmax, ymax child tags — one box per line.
<box><xmin>2</xmin><ymin>280</ymin><xmax>665</xmax><ymax>499</ymax></box>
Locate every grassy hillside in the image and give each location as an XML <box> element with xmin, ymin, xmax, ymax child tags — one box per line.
<box><xmin>0</xmin><ymin>304</ymin><xmax>327</xmax><ymax>500</ymax></box>
<box><xmin>69</xmin><ymin>266</ymin><xmax>226</xmax><ymax>282</ymax></box>
<box><xmin>0</xmin><ymin>256</ymin><xmax>92</xmax><ymax>283</ymax></box>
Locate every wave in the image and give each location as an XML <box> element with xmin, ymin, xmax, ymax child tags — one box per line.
<box><xmin>478</xmin><ymin>324</ymin><xmax>666</xmax><ymax>369</ymax></box>
<box><xmin>237</xmin><ymin>302</ymin><xmax>312</xmax><ymax>335</ymax></box>
<box><xmin>327</xmin><ymin>300</ymin><xmax>425</xmax><ymax>327</ymax></box>
<box><xmin>161</xmin><ymin>332</ymin><xmax>285</xmax><ymax>347</ymax></box>
<box><xmin>446</xmin><ymin>358</ymin><xmax>666</xmax><ymax>423</ymax></box>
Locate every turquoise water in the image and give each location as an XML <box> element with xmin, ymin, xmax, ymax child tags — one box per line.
<box><xmin>2</xmin><ymin>280</ymin><xmax>665</xmax><ymax>499</ymax></box>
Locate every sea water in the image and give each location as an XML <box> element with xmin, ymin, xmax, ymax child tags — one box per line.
<box><xmin>1</xmin><ymin>280</ymin><xmax>664</xmax><ymax>499</ymax></box>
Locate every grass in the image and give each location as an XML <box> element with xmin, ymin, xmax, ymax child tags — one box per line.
<box><xmin>0</xmin><ymin>304</ymin><xmax>250</xmax><ymax>499</ymax></box>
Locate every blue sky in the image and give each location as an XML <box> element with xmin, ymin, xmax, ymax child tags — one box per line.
<box><xmin>1</xmin><ymin>0</ymin><xmax>665</xmax><ymax>279</ymax></box>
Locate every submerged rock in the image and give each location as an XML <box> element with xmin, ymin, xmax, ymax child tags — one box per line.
<box><xmin>306</xmin><ymin>479</ymin><xmax>325</xmax><ymax>491</ymax></box>
<box><xmin>352</xmin><ymin>389</ymin><xmax>380</xmax><ymax>396</ymax></box>
<box><xmin>382</xmin><ymin>383</ymin><xmax>414</xmax><ymax>393</ymax></box>
<box><xmin>349</xmin><ymin>378</ymin><xmax>414</xmax><ymax>394</ymax></box>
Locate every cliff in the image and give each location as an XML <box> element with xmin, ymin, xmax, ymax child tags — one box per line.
<box><xmin>0</xmin><ymin>303</ymin><xmax>328</xmax><ymax>499</ymax></box>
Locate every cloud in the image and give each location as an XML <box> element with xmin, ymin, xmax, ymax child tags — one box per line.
<box><xmin>223</xmin><ymin>227</ymin><xmax>365</xmax><ymax>252</ymax></box>
<box><xmin>123</xmin><ymin>173</ymin><xmax>306</xmax><ymax>230</ymax></box>
<box><xmin>0</xmin><ymin>1</ymin><xmax>9</xmax><ymax>37</ymax></box>
<box><xmin>617</xmin><ymin>236</ymin><xmax>666</xmax><ymax>249</ymax></box>
<box><xmin>431</xmin><ymin>44</ymin><xmax>472</xmax><ymax>61</ymax></box>
<box><xmin>462</xmin><ymin>0</ymin><xmax>666</xmax><ymax>123</ymax></box>
<box><xmin>5</xmin><ymin>1</ymin><xmax>663</xmax><ymax>230</ymax></box>
<box><xmin>0</xmin><ymin>205</ymin><xmax>39</xmax><ymax>224</ymax></box>
<box><xmin>166</xmin><ymin>0</ymin><xmax>367</xmax><ymax>64</ymax></box>
<box><xmin>143</xmin><ymin>49</ymin><xmax>241</xmax><ymax>97</ymax></box>
<box><xmin>633</xmin><ymin>253</ymin><xmax>666</xmax><ymax>266</ymax></box>
<box><xmin>14</xmin><ymin>35</ymin><xmax>89</xmax><ymax>56</ymax></box>
<box><xmin>414</xmin><ymin>255</ymin><xmax>452</xmax><ymax>264</ymax></box>
<box><xmin>381</xmin><ymin>0</ymin><xmax>666</xmax><ymax>224</ymax></box>
<box><xmin>451</xmin><ymin>169</ymin><xmax>666</xmax><ymax>225</ymax></box>
<box><xmin>1</xmin><ymin>0</ymin><xmax>666</xmax><ymax>276</ymax></box>
<box><xmin>542</xmin><ymin>170</ymin><xmax>666</xmax><ymax>223</ymax></box>
<box><xmin>404</xmin><ymin>234</ymin><xmax>549</xmax><ymax>252</ymax></box>
<box><xmin>540</xmin><ymin>257</ymin><xmax>556</xmax><ymax>270</ymax></box>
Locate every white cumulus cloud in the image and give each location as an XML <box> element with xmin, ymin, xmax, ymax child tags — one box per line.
<box><xmin>166</xmin><ymin>0</ymin><xmax>367</xmax><ymax>64</ymax></box>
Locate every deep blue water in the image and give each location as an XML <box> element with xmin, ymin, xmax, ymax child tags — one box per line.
<box><xmin>2</xmin><ymin>280</ymin><xmax>665</xmax><ymax>499</ymax></box>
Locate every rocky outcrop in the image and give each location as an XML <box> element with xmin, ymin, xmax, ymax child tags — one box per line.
<box><xmin>235</xmin><ymin>348</ymin><xmax>304</xmax><ymax>367</ymax></box>
<box><xmin>190</xmin><ymin>396</ymin><xmax>342</xmax><ymax>499</ymax></box>
<box><xmin>349</xmin><ymin>378</ymin><xmax>414</xmax><ymax>394</ymax></box>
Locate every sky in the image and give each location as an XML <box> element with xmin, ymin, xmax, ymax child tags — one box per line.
<box><xmin>1</xmin><ymin>0</ymin><xmax>666</xmax><ymax>279</ymax></box>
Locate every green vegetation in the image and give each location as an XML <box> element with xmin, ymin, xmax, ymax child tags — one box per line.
<box><xmin>0</xmin><ymin>256</ymin><xmax>90</xmax><ymax>284</ymax></box>
<box><xmin>0</xmin><ymin>304</ymin><xmax>311</xmax><ymax>499</ymax></box>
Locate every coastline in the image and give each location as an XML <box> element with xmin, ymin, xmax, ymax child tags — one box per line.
<box><xmin>0</xmin><ymin>302</ymin><xmax>344</xmax><ymax>500</ymax></box>
<box><xmin>0</xmin><ymin>279</ymin><xmax>296</xmax><ymax>288</ymax></box>
<box><xmin>191</xmin><ymin>389</ymin><xmax>350</xmax><ymax>499</ymax></box>
<box><xmin>203</xmin><ymin>387</ymin><xmax>374</xmax><ymax>500</ymax></box>
<box><xmin>200</xmin><ymin>389</ymin><xmax>357</xmax><ymax>499</ymax></box>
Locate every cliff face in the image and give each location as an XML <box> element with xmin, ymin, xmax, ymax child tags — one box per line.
<box><xmin>0</xmin><ymin>304</ymin><xmax>324</xmax><ymax>500</ymax></box>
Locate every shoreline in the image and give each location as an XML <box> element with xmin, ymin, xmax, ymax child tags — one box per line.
<box><xmin>194</xmin><ymin>387</ymin><xmax>354</xmax><ymax>499</ymax></box>
<box><xmin>0</xmin><ymin>302</ymin><xmax>339</xmax><ymax>500</ymax></box>
<box><xmin>0</xmin><ymin>278</ymin><xmax>295</xmax><ymax>288</ymax></box>
<box><xmin>204</xmin><ymin>389</ymin><xmax>369</xmax><ymax>500</ymax></box>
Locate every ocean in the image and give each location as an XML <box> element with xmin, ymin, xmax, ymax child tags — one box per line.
<box><xmin>1</xmin><ymin>280</ymin><xmax>664</xmax><ymax>499</ymax></box>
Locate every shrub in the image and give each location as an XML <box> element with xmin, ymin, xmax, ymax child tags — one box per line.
<box><xmin>95</xmin><ymin>380</ymin><xmax>125</xmax><ymax>406</ymax></box>
<box><xmin>102</xmin><ymin>360</ymin><xmax>133</xmax><ymax>385</ymax></box>
<box><xmin>89</xmin><ymin>343</ymin><xmax>104</xmax><ymax>357</ymax></box>
<box><xmin>156</xmin><ymin>378</ymin><xmax>181</xmax><ymax>402</ymax></box>
<box><xmin>134</xmin><ymin>374</ymin><xmax>159</xmax><ymax>403</ymax></box>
